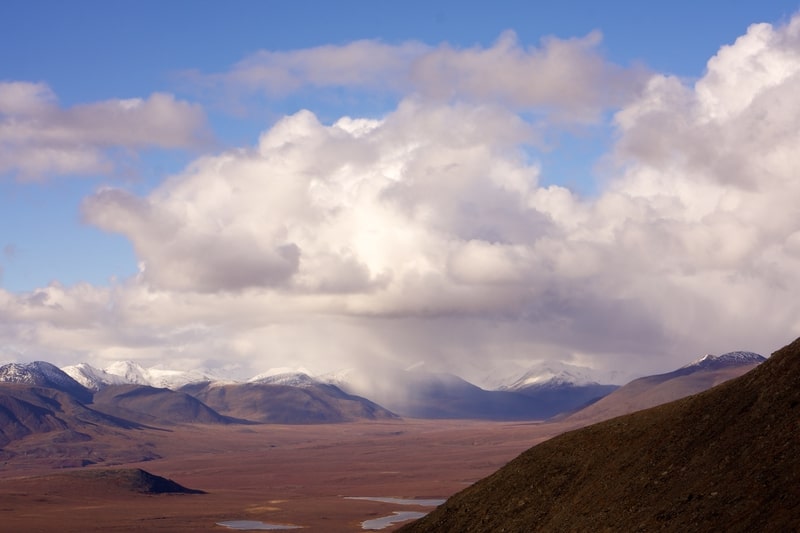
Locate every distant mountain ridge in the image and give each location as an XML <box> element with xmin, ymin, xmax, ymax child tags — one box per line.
<box><xmin>14</xmin><ymin>351</ymin><xmax>766</xmax><ymax>395</ymax></box>
<box><xmin>0</xmin><ymin>350</ymin><xmax>767</xmax><ymax>430</ymax></box>
<box><xmin>53</xmin><ymin>359</ymin><xmax>623</xmax><ymax>421</ymax></box>
<box><xmin>565</xmin><ymin>351</ymin><xmax>765</xmax><ymax>425</ymax></box>
<box><xmin>180</xmin><ymin>381</ymin><xmax>398</xmax><ymax>423</ymax></box>
<box><xmin>62</xmin><ymin>361</ymin><xmax>226</xmax><ymax>391</ymax></box>
<box><xmin>61</xmin><ymin>363</ymin><xmax>129</xmax><ymax>390</ymax></box>
<box><xmin>680</xmin><ymin>351</ymin><xmax>765</xmax><ymax>371</ymax></box>
<box><xmin>0</xmin><ymin>360</ymin><xmax>395</xmax><ymax>454</ymax></box>
<box><xmin>248</xmin><ymin>371</ymin><xmax>318</xmax><ymax>387</ymax></box>
<box><xmin>0</xmin><ymin>361</ymin><xmax>93</xmax><ymax>403</ymax></box>
<box><xmin>61</xmin><ymin>359</ymin><xmax>621</xmax><ymax>394</ymax></box>
<box><xmin>321</xmin><ymin>368</ymin><xmax>616</xmax><ymax>421</ymax></box>
<box><xmin>0</xmin><ymin>348</ymin><xmax>771</xmax><ymax>473</ymax></box>
<box><xmin>91</xmin><ymin>384</ymin><xmax>238</xmax><ymax>426</ymax></box>
<box><xmin>499</xmin><ymin>365</ymin><xmax>601</xmax><ymax>390</ymax></box>
<box><xmin>0</xmin><ymin>382</ymin><xmax>146</xmax><ymax>454</ymax></box>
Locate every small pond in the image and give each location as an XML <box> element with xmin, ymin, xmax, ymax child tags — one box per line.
<box><xmin>216</xmin><ymin>520</ymin><xmax>304</xmax><ymax>530</ymax></box>
<box><xmin>361</xmin><ymin>511</ymin><xmax>427</xmax><ymax>530</ymax></box>
<box><xmin>346</xmin><ymin>496</ymin><xmax>446</xmax><ymax>530</ymax></box>
<box><xmin>345</xmin><ymin>496</ymin><xmax>446</xmax><ymax>506</ymax></box>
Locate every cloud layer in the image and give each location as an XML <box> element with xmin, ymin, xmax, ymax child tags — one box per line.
<box><xmin>4</xmin><ymin>17</ymin><xmax>800</xmax><ymax>383</ymax></box>
<box><xmin>204</xmin><ymin>30</ymin><xmax>647</xmax><ymax>122</ymax></box>
<box><xmin>0</xmin><ymin>82</ymin><xmax>210</xmax><ymax>180</ymax></box>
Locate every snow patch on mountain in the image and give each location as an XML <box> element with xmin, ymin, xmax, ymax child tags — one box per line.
<box><xmin>248</xmin><ymin>367</ymin><xmax>317</xmax><ymax>387</ymax></box>
<box><xmin>62</xmin><ymin>362</ymin><xmax>129</xmax><ymax>390</ymax></box>
<box><xmin>145</xmin><ymin>367</ymin><xmax>227</xmax><ymax>389</ymax></box>
<box><xmin>681</xmin><ymin>351</ymin><xmax>766</xmax><ymax>370</ymax></box>
<box><xmin>505</xmin><ymin>369</ymin><xmax>597</xmax><ymax>390</ymax></box>
<box><xmin>0</xmin><ymin>361</ymin><xmax>92</xmax><ymax>401</ymax></box>
<box><xmin>1</xmin><ymin>361</ymin><xmax>79</xmax><ymax>388</ymax></box>
<box><xmin>104</xmin><ymin>361</ymin><xmax>151</xmax><ymax>385</ymax></box>
<box><xmin>60</xmin><ymin>361</ymin><xmax>230</xmax><ymax>390</ymax></box>
<box><xmin>482</xmin><ymin>360</ymin><xmax>619</xmax><ymax>391</ymax></box>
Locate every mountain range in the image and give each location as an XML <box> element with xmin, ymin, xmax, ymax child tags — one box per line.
<box><xmin>0</xmin><ymin>350</ymin><xmax>764</xmax><ymax>455</ymax></box>
<box><xmin>60</xmin><ymin>359</ymin><xmax>619</xmax><ymax>420</ymax></box>
<box><xmin>327</xmin><ymin>368</ymin><xmax>619</xmax><ymax>420</ymax></box>
<box><xmin>59</xmin><ymin>354</ymin><xmax>761</xmax><ymax>421</ymax></box>
<box><xmin>62</xmin><ymin>361</ymin><xmax>227</xmax><ymax>391</ymax></box>
<box><xmin>0</xmin><ymin>361</ymin><xmax>394</xmax><ymax>457</ymax></box>
<box><xmin>0</xmin><ymin>361</ymin><xmax>93</xmax><ymax>403</ymax></box>
<box><xmin>0</xmin><ymin>348</ymin><xmax>763</xmax><ymax>476</ymax></box>
<box><xmin>181</xmin><ymin>379</ymin><xmax>397</xmax><ymax>423</ymax></box>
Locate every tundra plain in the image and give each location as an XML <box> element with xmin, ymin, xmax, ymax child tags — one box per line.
<box><xmin>0</xmin><ymin>419</ymin><xmax>572</xmax><ymax>532</ymax></box>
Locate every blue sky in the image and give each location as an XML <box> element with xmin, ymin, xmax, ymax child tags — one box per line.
<box><xmin>1</xmin><ymin>1</ymin><xmax>800</xmax><ymax>379</ymax></box>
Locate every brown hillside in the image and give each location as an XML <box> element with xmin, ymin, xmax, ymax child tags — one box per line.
<box><xmin>92</xmin><ymin>384</ymin><xmax>236</xmax><ymax>426</ymax></box>
<box><xmin>3</xmin><ymin>467</ymin><xmax>202</xmax><ymax>493</ymax></box>
<box><xmin>54</xmin><ymin>468</ymin><xmax>206</xmax><ymax>494</ymax></box>
<box><xmin>0</xmin><ymin>384</ymin><xmax>142</xmax><ymax>447</ymax></box>
<box><xmin>565</xmin><ymin>364</ymin><xmax>760</xmax><ymax>425</ymax></box>
<box><xmin>0</xmin><ymin>384</ymin><xmax>168</xmax><ymax>468</ymax></box>
<box><xmin>401</xmin><ymin>337</ymin><xmax>800</xmax><ymax>533</ymax></box>
<box><xmin>185</xmin><ymin>382</ymin><xmax>398</xmax><ymax>423</ymax></box>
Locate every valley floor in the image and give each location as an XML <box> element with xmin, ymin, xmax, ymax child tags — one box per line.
<box><xmin>0</xmin><ymin>419</ymin><xmax>574</xmax><ymax>532</ymax></box>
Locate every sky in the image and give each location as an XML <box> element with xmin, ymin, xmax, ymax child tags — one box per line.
<box><xmin>2</xmin><ymin>0</ymin><xmax>800</xmax><ymax>384</ymax></box>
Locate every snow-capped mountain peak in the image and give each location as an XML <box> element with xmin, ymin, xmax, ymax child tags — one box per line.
<box><xmin>144</xmin><ymin>367</ymin><xmax>224</xmax><ymax>389</ymax></box>
<box><xmin>62</xmin><ymin>362</ymin><xmax>129</xmax><ymax>391</ymax></box>
<box><xmin>486</xmin><ymin>360</ymin><xmax>608</xmax><ymax>392</ymax></box>
<box><xmin>682</xmin><ymin>351</ymin><xmax>766</xmax><ymax>370</ymax></box>
<box><xmin>1</xmin><ymin>361</ymin><xmax>51</xmax><ymax>385</ymax></box>
<box><xmin>503</xmin><ymin>367</ymin><xmax>599</xmax><ymax>391</ymax></box>
<box><xmin>104</xmin><ymin>360</ymin><xmax>153</xmax><ymax>385</ymax></box>
<box><xmin>1</xmin><ymin>361</ymin><xmax>77</xmax><ymax>387</ymax></box>
<box><xmin>248</xmin><ymin>367</ymin><xmax>317</xmax><ymax>387</ymax></box>
<box><xmin>0</xmin><ymin>361</ymin><xmax>91</xmax><ymax>401</ymax></box>
<box><xmin>61</xmin><ymin>361</ymin><xmax>230</xmax><ymax>390</ymax></box>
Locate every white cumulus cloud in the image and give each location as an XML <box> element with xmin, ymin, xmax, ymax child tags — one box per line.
<box><xmin>0</xmin><ymin>82</ymin><xmax>211</xmax><ymax>180</ymax></box>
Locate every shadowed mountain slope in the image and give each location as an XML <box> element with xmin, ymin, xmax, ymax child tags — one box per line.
<box><xmin>343</xmin><ymin>371</ymin><xmax>602</xmax><ymax>420</ymax></box>
<box><xmin>11</xmin><ymin>468</ymin><xmax>205</xmax><ymax>495</ymax></box>
<box><xmin>0</xmin><ymin>384</ymin><xmax>142</xmax><ymax>447</ymax></box>
<box><xmin>183</xmin><ymin>382</ymin><xmax>398</xmax><ymax>423</ymax></box>
<box><xmin>381</xmin><ymin>372</ymin><xmax>547</xmax><ymax>420</ymax></box>
<box><xmin>91</xmin><ymin>384</ymin><xmax>237</xmax><ymax>426</ymax></box>
<box><xmin>0</xmin><ymin>362</ymin><xmax>92</xmax><ymax>403</ymax></box>
<box><xmin>566</xmin><ymin>352</ymin><xmax>764</xmax><ymax>425</ymax></box>
<box><xmin>401</xmin><ymin>338</ymin><xmax>800</xmax><ymax>532</ymax></box>
<box><xmin>61</xmin><ymin>468</ymin><xmax>206</xmax><ymax>494</ymax></box>
<box><xmin>512</xmin><ymin>382</ymin><xmax>618</xmax><ymax>418</ymax></box>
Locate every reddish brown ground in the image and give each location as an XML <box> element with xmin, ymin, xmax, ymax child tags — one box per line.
<box><xmin>0</xmin><ymin>419</ymin><xmax>574</xmax><ymax>532</ymax></box>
